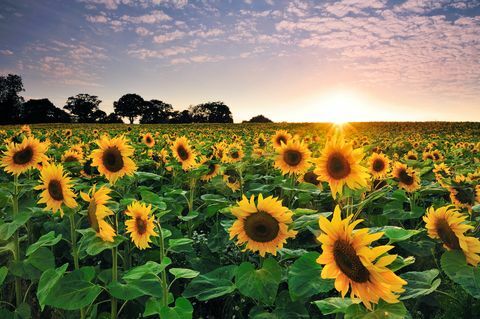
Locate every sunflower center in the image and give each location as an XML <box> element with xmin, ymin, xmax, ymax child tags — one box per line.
<box><xmin>48</xmin><ymin>180</ymin><xmax>64</xmax><ymax>201</ymax></box>
<box><xmin>87</xmin><ymin>200</ymin><xmax>100</xmax><ymax>232</ymax></box>
<box><xmin>13</xmin><ymin>146</ymin><xmax>34</xmax><ymax>165</ymax></box>
<box><xmin>146</xmin><ymin>137</ymin><xmax>152</xmax><ymax>144</ymax></box>
<box><xmin>64</xmin><ymin>156</ymin><xmax>78</xmax><ymax>162</ymax></box>
<box><xmin>436</xmin><ymin>218</ymin><xmax>460</xmax><ymax>250</ymax></box>
<box><xmin>407</xmin><ymin>155</ymin><xmax>417</xmax><ymax>160</ymax></box>
<box><xmin>453</xmin><ymin>187</ymin><xmax>474</xmax><ymax>205</ymax></box>
<box><xmin>102</xmin><ymin>147</ymin><xmax>124</xmax><ymax>172</ymax></box>
<box><xmin>398</xmin><ymin>169</ymin><xmax>414</xmax><ymax>185</ymax></box>
<box><xmin>283</xmin><ymin>149</ymin><xmax>302</xmax><ymax>166</ymax></box>
<box><xmin>244</xmin><ymin>211</ymin><xmax>279</xmax><ymax>243</ymax></box>
<box><xmin>135</xmin><ymin>217</ymin><xmax>147</xmax><ymax>235</ymax></box>
<box><xmin>177</xmin><ymin>145</ymin><xmax>189</xmax><ymax>161</ymax></box>
<box><xmin>372</xmin><ymin>159</ymin><xmax>385</xmax><ymax>172</ymax></box>
<box><xmin>231</xmin><ymin>151</ymin><xmax>239</xmax><ymax>159</ymax></box>
<box><xmin>207</xmin><ymin>163</ymin><xmax>216</xmax><ymax>175</ymax></box>
<box><xmin>258</xmin><ymin>138</ymin><xmax>266</xmax><ymax>148</ymax></box>
<box><xmin>304</xmin><ymin>171</ymin><xmax>320</xmax><ymax>185</ymax></box>
<box><xmin>333</xmin><ymin>240</ymin><xmax>370</xmax><ymax>283</ymax></box>
<box><xmin>326</xmin><ymin>152</ymin><xmax>351</xmax><ymax>180</ymax></box>
<box><xmin>276</xmin><ymin>136</ymin><xmax>287</xmax><ymax>145</ymax></box>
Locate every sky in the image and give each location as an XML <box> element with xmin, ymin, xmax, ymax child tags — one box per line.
<box><xmin>1</xmin><ymin>0</ymin><xmax>480</xmax><ymax>123</ymax></box>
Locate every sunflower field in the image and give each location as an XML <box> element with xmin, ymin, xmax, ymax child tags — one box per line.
<box><xmin>0</xmin><ymin>122</ymin><xmax>479</xmax><ymax>319</ymax></box>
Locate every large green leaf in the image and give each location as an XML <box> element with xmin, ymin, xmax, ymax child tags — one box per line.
<box><xmin>26</xmin><ymin>231</ymin><xmax>62</xmax><ymax>256</ymax></box>
<box><xmin>0</xmin><ymin>266</ymin><xmax>8</xmax><ymax>286</ymax></box>
<box><xmin>371</xmin><ymin>226</ymin><xmax>422</xmax><ymax>244</ymax></box>
<box><xmin>108</xmin><ymin>274</ymin><xmax>164</xmax><ymax>300</ymax></box>
<box><xmin>169</xmin><ymin>268</ymin><xmax>199</xmax><ymax>279</ymax></box>
<box><xmin>345</xmin><ymin>300</ymin><xmax>408</xmax><ymax>319</ymax></box>
<box><xmin>235</xmin><ymin>258</ymin><xmax>282</xmax><ymax>305</ymax></box>
<box><xmin>0</xmin><ymin>211</ymin><xmax>31</xmax><ymax>241</ymax></box>
<box><xmin>441</xmin><ymin>250</ymin><xmax>480</xmax><ymax>299</ymax></box>
<box><xmin>159</xmin><ymin>297</ymin><xmax>193</xmax><ymax>319</ymax></box>
<box><xmin>288</xmin><ymin>252</ymin><xmax>333</xmax><ymax>301</ymax></box>
<box><xmin>123</xmin><ymin>258</ymin><xmax>171</xmax><ymax>280</ymax></box>
<box><xmin>313</xmin><ymin>297</ymin><xmax>361</xmax><ymax>315</ymax></box>
<box><xmin>36</xmin><ymin>263</ymin><xmax>68</xmax><ymax>310</ymax></box>
<box><xmin>400</xmin><ymin>269</ymin><xmax>441</xmax><ymax>300</ymax></box>
<box><xmin>183</xmin><ymin>265</ymin><xmax>237</xmax><ymax>301</ymax></box>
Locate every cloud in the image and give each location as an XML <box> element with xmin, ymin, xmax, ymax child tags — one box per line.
<box><xmin>153</xmin><ymin>30</ymin><xmax>185</xmax><ymax>43</ymax></box>
<box><xmin>0</xmin><ymin>49</ymin><xmax>13</xmax><ymax>55</ymax></box>
<box><xmin>135</xmin><ymin>26</ymin><xmax>152</xmax><ymax>36</ymax></box>
<box><xmin>86</xmin><ymin>14</ymin><xmax>109</xmax><ymax>23</ymax></box>
<box><xmin>120</xmin><ymin>10</ymin><xmax>171</xmax><ymax>23</ymax></box>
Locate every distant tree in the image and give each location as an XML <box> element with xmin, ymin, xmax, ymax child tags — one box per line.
<box><xmin>170</xmin><ymin>110</ymin><xmax>192</xmax><ymax>124</ymax></box>
<box><xmin>189</xmin><ymin>101</ymin><xmax>233</xmax><ymax>123</ymax></box>
<box><xmin>114</xmin><ymin>93</ymin><xmax>145</xmax><ymax>124</ymax></box>
<box><xmin>0</xmin><ymin>74</ymin><xmax>24</xmax><ymax>124</ymax></box>
<box><xmin>20</xmin><ymin>98</ymin><xmax>71</xmax><ymax>123</ymax></box>
<box><xmin>64</xmin><ymin>94</ymin><xmax>103</xmax><ymax>123</ymax></box>
<box><xmin>101</xmin><ymin>112</ymin><xmax>124</xmax><ymax>123</ymax></box>
<box><xmin>140</xmin><ymin>99</ymin><xmax>173</xmax><ymax>124</ymax></box>
<box><xmin>244</xmin><ymin>115</ymin><xmax>273</xmax><ymax>123</ymax></box>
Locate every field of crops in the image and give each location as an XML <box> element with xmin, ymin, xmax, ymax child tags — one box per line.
<box><xmin>0</xmin><ymin>122</ymin><xmax>479</xmax><ymax>319</ymax></box>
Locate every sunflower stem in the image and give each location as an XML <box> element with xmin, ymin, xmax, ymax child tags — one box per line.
<box><xmin>69</xmin><ymin>212</ymin><xmax>85</xmax><ymax>319</ymax></box>
<box><xmin>157</xmin><ymin>220</ymin><xmax>169</xmax><ymax>307</ymax></box>
<box><xmin>12</xmin><ymin>174</ymin><xmax>22</xmax><ymax>307</ymax></box>
<box><xmin>111</xmin><ymin>246</ymin><xmax>118</xmax><ymax>319</ymax></box>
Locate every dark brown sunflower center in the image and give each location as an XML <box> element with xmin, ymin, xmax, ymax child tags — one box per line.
<box><xmin>327</xmin><ymin>152</ymin><xmax>351</xmax><ymax>180</ymax></box>
<box><xmin>283</xmin><ymin>149</ymin><xmax>302</xmax><ymax>166</ymax></box>
<box><xmin>436</xmin><ymin>218</ymin><xmax>460</xmax><ymax>250</ymax></box>
<box><xmin>102</xmin><ymin>147</ymin><xmax>124</xmax><ymax>173</ymax></box>
<box><xmin>48</xmin><ymin>180</ymin><xmax>64</xmax><ymax>201</ymax></box>
<box><xmin>453</xmin><ymin>187</ymin><xmax>475</xmax><ymax>205</ymax></box>
<box><xmin>398</xmin><ymin>169</ymin><xmax>414</xmax><ymax>185</ymax></box>
<box><xmin>135</xmin><ymin>217</ymin><xmax>147</xmax><ymax>235</ymax></box>
<box><xmin>177</xmin><ymin>145</ymin><xmax>189</xmax><ymax>161</ymax></box>
<box><xmin>207</xmin><ymin>163</ymin><xmax>217</xmax><ymax>175</ymax></box>
<box><xmin>228</xmin><ymin>175</ymin><xmax>238</xmax><ymax>184</ymax></box>
<box><xmin>87</xmin><ymin>200</ymin><xmax>99</xmax><ymax>232</ymax></box>
<box><xmin>64</xmin><ymin>156</ymin><xmax>78</xmax><ymax>162</ymax></box>
<box><xmin>244</xmin><ymin>211</ymin><xmax>279</xmax><ymax>243</ymax></box>
<box><xmin>258</xmin><ymin>138</ymin><xmax>266</xmax><ymax>148</ymax></box>
<box><xmin>407</xmin><ymin>155</ymin><xmax>417</xmax><ymax>160</ymax></box>
<box><xmin>304</xmin><ymin>171</ymin><xmax>320</xmax><ymax>185</ymax></box>
<box><xmin>372</xmin><ymin>159</ymin><xmax>385</xmax><ymax>172</ymax></box>
<box><xmin>146</xmin><ymin>137</ymin><xmax>152</xmax><ymax>143</ymax></box>
<box><xmin>231</xmin><ymin>151</ymin><xmax>239</xmax><ymax>159</ymax></box>
<box><xmin>425</xmin><ymin>154</ymin><xmax>434</xmax><ymax>160</ymax></box>
<box><xmin>13</xmin><ymin>146</ymin><xmax>34</xmax><ymax>165</ymax></box>
<box><xmin>276</xmin><ymin>136</ymin><xmax>287</xmax><ymax>145</ymax></box>
<box><xmin>333</xmin><ymin>239</ymin><xmax>370</xmax><ymax>283</ymax></box>
<box><xmin>433</xmin><ymin>153</ymin><xmax>440</xmax><ymax>160</ymax></box>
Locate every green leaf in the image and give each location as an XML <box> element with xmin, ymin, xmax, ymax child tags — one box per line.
<box><xmin>168</xmin><ymin>238</ymin><xmax>193</xmax><ymax>253</ymax></box>
<box><xmin>123</xmin><ymin>258</ymin><xmax>171</xmax><ymax>280</ymax></box>
<box><xmin>313</xmin><ymin>297</ymin><xmax>361</xmax><ymax>315</ymax></box>
<box><xmin>144</xmin><ymin>297</ymin><xmax>163</xmax><ymax>317</ymax></box>
<box><xmin>345</xmin><ymin>300</ymin><xmax>408</xmax><ymax>319</ymax></box>
<box><xmin>140</xmin><ymin>190</ymin><xmax>167</xmax><ymax>209</ymax></box>
<box><xmin>441</xmin><ymin>250</ymin><xmax>480</xmax><ymax>299</ymax></box>
<box><xmin>292</xmin><ymin>208</ymin><xmax>318</xmax><ymax>215</ymax></box>
<box><xmin>25</xmin><ymin>247</ymin><xmax>55</xmax><ymax>271</ymax></box>
<box><xmin>235</xmin><ymin>258</ymin><xmax>282</xmax><ymax>305</ymax></box>
<box><xmin>14</xmin><ymin>303</ymin><xmax>31</xmax><ymax>319</ymax></box>
<box><xmin>177</xmin><ymin>210</ymin><xmax>199</xmax><ymax>221</ymax></box>
<box><xmin>288</xmin><ymin>252</ymin><xmax>334</xmax><ymax>301</ymax></box>
<box><xmin>183</xmin><ymin>265</ymin><xmax>237</xmax><ymax>301</ymax></box>
<box><xmin>159</xmin><ymin>297</ymin><xmax>193</xmax><ymax>319</ymax></box>
<box><xmin>44</xmin><ymin>266</ymin><xmax>102</xmax><ymax>310</ymax></box>
<box><xmin>0</xmin><ymin>266</ymin><xmax>8</xmax><ymax>286</ymax></box>
<box><xmin>372</xmin><ymin>226</ymin><xmax>422</xmax><ymax>244</ymax></box>
<box><xmin>0</xmin><ymin>211</ymin><xmax>32</xmax><ymax>241</ymax></box>
<box><xmin>389</xmin><ymin>256</ymin><xmax>416</xmax><ymax>272</ymax></box>
<box><xmin>169</xmin><ymin>268</ymin><xmax>199</xmax><ymax>279</ymax></box>
<box><xmin>108</xmin><ymin>274</ymin><xmax>164</xmax><ymax>301</ymax></box>
<box><xmin>400</xmin><ymin>269</ymin><xmax>441</xmax><ymax>300</ymax></box>
<box><xmin>86</xmin><ymin>235</ymin><xmax>125</xmax><ymax>256</ymax></box>
<box><xmin>26</xmin><ymin>231</ymin><xmax>62</xmax><ymax>256</ymax></box>
<box><xmin>36</xmin><ymin>263</ymin><xmax>68</xmax><ymax>311</ymax></box>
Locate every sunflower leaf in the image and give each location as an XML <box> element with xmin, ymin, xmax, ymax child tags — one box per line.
<box><xmin>26</xmin><ymin>231</ymin><xmax>62</xmax><ymax>256</ymax></box>
<box><xmin>441</xmin><ymin>250</ymin><xmax>480</xmax><ymax>299</ymax></box>
<box><xmin>400</xmin><ymin>269</ymin><xmax>441</xmax><ymax>300</ymax></box>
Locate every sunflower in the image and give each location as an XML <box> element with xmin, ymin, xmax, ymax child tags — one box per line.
<box><xmin>229</xmin><ymin>194</ymin><xmax>297</xmax><ymax>257</ymax></box>
<box><xmin>201</xmin><ymin>161</ymin><xmax>221</xmax><ymax>181</ymax></box>
<box><xmin>392</xmin><ymin>162</ymin><xmax>420</xmax><ymax>192</ymax></box>
<box><xmin>171</xmin><ymin>136</ymin><xmax>196</xmax><ymax>170</ymax></box>
<box><xmin>142</xmin><ymin>133</ymin><xmax>155</xmax><ymax>148</ymax></box>
<box><xmin>80</xmin><ymin>185</ymin><xmax>116</xmax><ymax>242</ymax></box>
<box><xmin>125</xmin><ymin>201</ymin><xmax>158</xmax><ymax>250</ymax></box>
<box><xmin>404</xmin><ymin>150</ymin><xmax>418</xmax><ymax>161</ymax></box>
<box><xmin>448</xmin><ymin>175</ymin><xmax>476</xmax><ymax>211</ymax></box>
<box><xmin>1</xmin><ymin>136</ymin><xmax>48</xmax><ymax>175</ymax></box>
<box><xmin>222</xmin><ymin>144</ymin><xmax>244</xmax><ymax>163</ymax></box>
<box><xmin>424</xmin><ymin>206</ymin><xmax>480</xmax><ymax>266</ymax></box>
<box><xmin>34</xmin><ymin>163</ymin><xmax>78</xmax><ymax>216</ymax></box>
<box><xmin>223</xmin><ymin>168</ymin><xmax>241</xmax><ymax>192</ymax></box>
<box><xmin>316</xmin><ymin>205</ymin><xmax>407</xmax><ymax>310</ymax></box>
<box><xmin>368</xmin><ymin>153</ymin><xmax>390</xmax><ymax>179</ymax></box>
<box><xmin>91</xmin><ymin>135</ymin><xmax>137</xmax><ymax>183</ymax></box>
<box><xmin>314</xmin><ymin>134</ymin><xmax>369</xmax><ymax>199</ymax></box>
<box><xmin>298</xmin><ymin>170</ymin><xmax>323</xmax><ymax>190</ymax></box>
<box><xmin>255</xmin><ymin>134</ymin><xmax>268</xmax><ymax>149</ymax></box>
<box><xmin>274</xmin><ymin>140</ymin><xmax>311</xmax><ymax>175</ymax></box>
<box><xmin>64</xmin><ymin>129</ymin><xmax>73</xmax><ymax>138</ymax></box>
<box><xmin>62</xmin><ymin>150</ymin><xmax>83</xmax><ymax>164</ymax></box>
<box><xmin>271</xmin><ymin>130</ymin><xmax>292</xmax><ymax>148</ymax></box>
<box><xmin>422</xmin><ymin>151</ymin><xmax>434</xmax><ymax>161</ymax></box>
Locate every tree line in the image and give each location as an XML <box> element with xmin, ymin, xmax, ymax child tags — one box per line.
<box><xmin>0</xmin><ymin>74</ymin><xmax>272</xmax><ymax>125</ymax></box>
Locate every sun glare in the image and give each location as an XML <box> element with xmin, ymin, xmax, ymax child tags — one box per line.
<box><xmin>320</xmin><ymin>91</ymin><xmax>366</xmax><ymax>124</ymax></box>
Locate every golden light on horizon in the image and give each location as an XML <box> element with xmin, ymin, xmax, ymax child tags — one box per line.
<box><xmin>318</xmin><ymin>90</ymin><xmax>368</xmax><ymax>124</ymax></box>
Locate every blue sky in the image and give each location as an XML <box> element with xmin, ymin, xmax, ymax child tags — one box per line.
<box><xmin>1</xmin><ymin>0</ymin><xmax>480</xmax><ymax>122</ymax></box>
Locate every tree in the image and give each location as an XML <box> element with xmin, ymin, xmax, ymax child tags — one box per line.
<box><xmin>140</xmin><ymin>99</ymin><xmax>173</xmax><ymax>124</ymax></box>
<box><xmin>169</xmin><ymin>110</ymin><xmax>192</xmax><ymax>124</ymax></box>
<box><xmin>20</xmin><ymin>99</ymin><xmax>71</xmax><ymax>123</ymax></box>
<box><xmin>101</xmin><ymin>113</ymin><xmax>124</xmax><ymax>123</ymax></box>
<box><xmin>0</xmin><ymin>74</ymin><xmax>24</xmax><ymax>124</ymax></box>
<box><xmin>188</xmin><ymin>101</ymin><xmax>233</xmax><ymax>123</ymax></box>
<box><xmin>244</xmin><ymin>115</ymin><xmax>273</xmax><ymax>123</ymax></box>
<box><xmin>63</xmin><ymin>94</ymin><xmax>104</xmax><ymax>123</ymax></box>
<box><xmin>114</xmin><ymin>93</ymin><xmax>145</xmax><ymax>124</ymax></box>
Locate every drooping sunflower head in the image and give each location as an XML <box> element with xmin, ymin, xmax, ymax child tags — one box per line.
<box><xmin>423</xmin><ymin>205</ymin><xmax>480</xmax><ymax>266</ymax></box>
<box><xmin>201</xmin><ymin>161</ymin><xmax>221</xmax><ymax>181</ymax></box>
<box><xmin>314</xmin><ymin>134</ymin><xmax>369</xmax><ymax>199</ymax></box>
<box><xmin>229</xmin><ymin>194</ymin><xmax>297</xmax><ymax>257</ymax></box>
<box><xmin>125</xmin><ymin>201</ymin><xmax>158</xmax><ymax>250</ymax></box>
<box><xmin>422</xmin><ymin>151</ymin><xmax>435</xmax><ymax>161</ymax></box>
<box><xmin>34</xmin><ymin>163</ymin><xmax>78</xmax><ymax>216</ymax></box>
<box><xmin>80</xmin><ymin>185</ymin><xmax>116</xmax><ymax>242</ymax></box>
<box><xmin>223</xmin><ymin>168</ymin><xmax>240</xmax><ymax>192</ymax></box>
<box><xmin>298</xmin><ymin>170</ymin><xmax>323</xmax><ymax>189</ymax></box>
<box><xmin>433</xmin><ymin>163</ymin><xmax>451</xmax><ymax>186</ymax></box>
<box><xmin>271</xmin><ymin>130</ymin><xmax>292</xmax><ymax>149</ymax></box>
<box><xmin>316</xmin><ymin>205</ymin><xmax>407</xmax><ymax>310</ymax></box>
<box><xmin>171</xmin><ymin>136</ymin><xmax>196</xmax><ymax>170</ymax></box>
<box><xmin>274</xmin><ymin>140</ymin><xmax>311</xmax><ymax>175</ymax></box>
<box><xmin>142</xmin><ymin>133</ymin><xmax>155</xmax><ymax>148</ymax></box>
<box><xmin>62</xmin><ymin>150</ymin><xmax>84</xmax><ymax>164</ymax></box>
<box><xmin>255</xmin><ymin>134</ymin><xmax>267</xmax><ymax>149</ymax></box>
<box><xmin>90</xmin><ymin>135</ymin><xmax>137</xmax><ymax>183</ymax></box>
<box><xmin>392</xmin><ymin>162</ymin><xmax>420</xmax><ymax>193</ymax></box>
<box><xmin>368</xmin><ymin>152</ymin><xmax>390</xmax><ymax>179</ymax></box>
<box><xmin>1</xmin><ymin>136</ymin><xmax>48</xmax><ymax>175</ymax></box>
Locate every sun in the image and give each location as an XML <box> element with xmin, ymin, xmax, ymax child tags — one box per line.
<box><xmin>320</xmin><ymin>91</ymin><xmax>365</xmax><ymax>124</ymax></box>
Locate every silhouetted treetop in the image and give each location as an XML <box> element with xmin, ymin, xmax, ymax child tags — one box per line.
<box><xmin>21</xmin><ymin>99</ymin><xmax>71</xmax><ymax>123</ymax></box>
<box><xmin>114</xmin><ymin>93</ymin><xmax>145</xmax><ymax>124</ymax></box>
<box><xmin>0</xmin><ymin>74</ymin><xmax>24</xmax><ymax>124</ymax></box>
<box><xmin>140</xmin><ymin>100</ymin><xmax>173</xmax><ymax>124</ymax></box>
<box><xmin>244</xmin><ymin>115</ymin><xmax>273</xmax><ymax>123</ymax></box>
<box><xmin>64</xmin><ymin>94</ymin><xmax>103</xmax><ymax>123</ymax></box>
<box><xmin>189</xmin><ymin>101</ymin><xmax>233</xmax><ymax>123</ymax></box>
